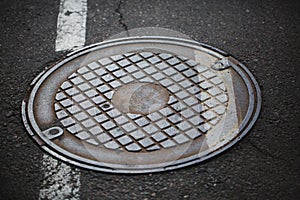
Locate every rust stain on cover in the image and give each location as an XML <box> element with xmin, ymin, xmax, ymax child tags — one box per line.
<box><xmin>112</xmin><ymin>83</ymin><xmax>169</xmax><ymax>115</ymax></box>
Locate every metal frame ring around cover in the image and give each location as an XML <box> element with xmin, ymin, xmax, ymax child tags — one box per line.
<box><xmin>21</xmin><ymin>36</ymin><xmax>261</xmax><ymax>173</ymax></box>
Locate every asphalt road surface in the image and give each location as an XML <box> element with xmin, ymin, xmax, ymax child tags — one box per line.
<box><xmin>0</xmin><ymin>0</ymin><xmax>299</xmax><ymax>199</ymax></box>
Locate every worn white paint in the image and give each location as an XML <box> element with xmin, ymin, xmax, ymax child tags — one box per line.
<box><xmin>39</xmin><ymin>155</ymin><xmax>81</xmax><ymax>200</ymax></box>
<box><xmin>204</xmin><ymin>70</ymin><xmax>239</xmax><ymax>147</ymax></box>
<box><xmin>39</xmin><ymin>0</ymin><xmax>86</xmax><ymax>199</ymax></box>
<box><xmin>55</xmin><ymin>0</ymin><xmax>87</xmax><ymax>51</ymax></box>
<box><xmin>194</xmin><ymin>51</ymin><xmax>239</xmax><ymax>149</ymax></box>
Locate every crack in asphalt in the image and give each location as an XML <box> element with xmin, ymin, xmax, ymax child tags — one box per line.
<box><xmin>115</xmin><ymin>0</ymin><xmax>129</xmax><ymax>36</ymax></box>
<box><xmin>247</xmin><ymin>140</ymin><xmax>287</xmax><ymax>161</ymax></box>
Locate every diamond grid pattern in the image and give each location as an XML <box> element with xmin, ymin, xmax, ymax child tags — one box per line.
<box><xmin>54</xmin><ymin>52</ymin><xmax>228</xmax><ymax>152</ymax></box>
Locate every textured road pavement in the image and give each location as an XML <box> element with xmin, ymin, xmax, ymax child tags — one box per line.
<box><xmin>0</xmin><ymin>0</ymin><xmax>299</xmax><ymax>199</ymax></box>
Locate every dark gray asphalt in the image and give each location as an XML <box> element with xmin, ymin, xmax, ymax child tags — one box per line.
<box><xmin>1</xmin><ymin>0</ymin><xmax>299</xmax><ymax>199</ymax></box>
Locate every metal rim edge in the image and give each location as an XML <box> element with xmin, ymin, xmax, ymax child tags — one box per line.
<box><xmin>21</xmin><ymin>36</ymin><xmax>261</xmax><ymax>173</ymax></box>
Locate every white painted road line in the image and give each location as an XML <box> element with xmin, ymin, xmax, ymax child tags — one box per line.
<box><xmin>194</xmin><ymin>51</ymin><xmax>238</xmax><ymax>149</ymax></box>
<box><xmin>55</xmin><ymin>0</ymin><xmax>87</xmax><ymax>51</ymax></box>
<box><xmin>39</xmin><ymin>0</ymin><xmax>87</xmax><ymax>199</ymax></box>
<box><xmin>39</xmin><ymin>155</ymin><xmax>81</xmax><ymax>200</ymax></box>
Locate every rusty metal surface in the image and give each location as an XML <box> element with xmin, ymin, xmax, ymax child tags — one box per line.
<box><xmin>112</xmin><ymin>82</ymin><xmax>170</xmax><ymax>115</ymax></box>
<box><xmin>22</xmin><ymin>36</ymin><xmax>261</xmax><ymax>173</ymax></box>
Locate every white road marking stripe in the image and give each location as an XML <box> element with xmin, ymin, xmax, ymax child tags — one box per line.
<box><xmin>194</xmin><ymin>52</ymin><xmax>239</xmax><ymax>149</ymax></box>
<box><xmin>40</xmin><ymin>0</ymin><xmax>87</xmax><ymax>199</ymax></box>
<box><xmin>55</xmin><ymin>0</ymin><xmax>87</xmax><ymax>51</ymax></box>
<box><xmin>39</xmin><ymin>155</ymin><xmax>81</xmax><ymax>200</ymax></box>
<box><xmin>205</xmin><ymin>70</ymin><xmax>239</xmax><ymax>147</ymax></box>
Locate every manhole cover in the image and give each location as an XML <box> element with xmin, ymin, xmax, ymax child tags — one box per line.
<box><xmin>22</xmin><ymin>36</ymin><xmax>261</xmax><ymax>173</ymax></box>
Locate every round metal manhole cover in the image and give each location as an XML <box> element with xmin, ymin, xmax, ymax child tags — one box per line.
<box><xmin>22</xmin><ymin>36</ymin><xmax>261</xmax><ymax>173</ymax></box>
